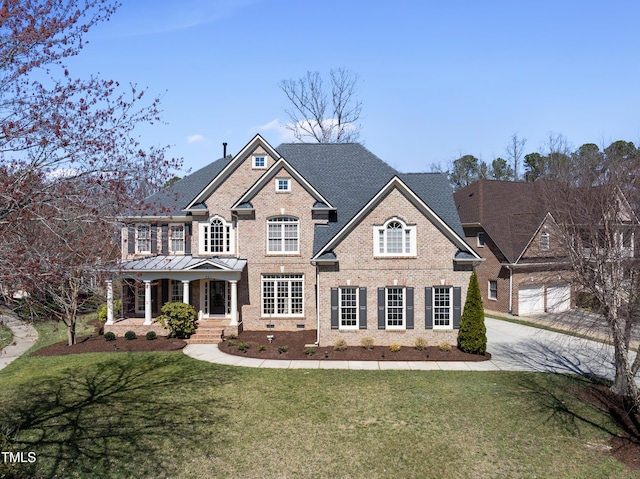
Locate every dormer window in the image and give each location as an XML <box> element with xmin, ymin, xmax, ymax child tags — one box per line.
<box><xmin>540</xmin><ymin>232</ymin><xmax>550</xmax><ymax>251</ymax></box>
<box><xmin>200</xmin><ymin>216</ymin><xmax>234</xmax><ymax>254</ymax></box>
<box><xmin>276</xmin><ymin>178</ymin><xmax>291</xmax><ymax>192</ymax></box>
<box><xmin>252</xmin><ymin>155</ymin><xmax>266</xmax><ymax>168</ymax></box>
<box><xmin>374</xmin><ymin>218</ymin><xmax>416</xmax><ymax>257</ymax></box>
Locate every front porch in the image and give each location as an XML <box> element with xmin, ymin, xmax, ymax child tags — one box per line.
<box><xmin>106</xmin><ymin>255</ymin><xmax>247</xmax><ymax>344</ymax></box>
<box><xmin>104</xmin><ymin>316</ymin><xmax>238</xmax><ymax>344</ymax></box>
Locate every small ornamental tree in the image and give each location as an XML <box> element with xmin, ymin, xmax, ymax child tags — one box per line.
<box><xmin>157</xmin><ymin>302</ymin><xmax>198</xmax><ymax>339</ymax></box>
<box><xmin>457</xmin><ymin>272</ymin><xmax>487</xmax><ymax>355</ymax></box>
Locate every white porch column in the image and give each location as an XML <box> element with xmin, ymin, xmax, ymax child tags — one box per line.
<box><xmin>106</xmin><ymin>280</ymin><xmax>114</xmax><ymax>325</ymax></box>
<box><xmin>144</xmin><ymin>280</ymin><xmax>152</xmax><ymax>325</ymax></box>
<box><xmin>229</xmin><ymin>279</ymin><xmax>238</xmax><ymax>326</ymax></box>
<box><xmin>182</xmin><ymin>280</ymin><xmax>190</xmax><ymax>305</ymax></box>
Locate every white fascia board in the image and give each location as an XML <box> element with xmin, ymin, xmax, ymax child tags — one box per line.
<box><xmin>184</xmin><ymin>134</ymin><xmax>281</xmax><ymax>211</ymax></box>
<box><xmin>184</xmin><ymin>260</ymin><xmax>232</xmax><ymax>271</ymax></box>
<box><xmin>118</xmin><ymin>215</ymin><xmax>191</xmax><ymax>222</ymax></box>
<box><xmin>231</xmin><ymin>158</ymin><xmax>334</xmax><ymax>210</ymax></box>
<box><xmin>313</xmin><ymin>176</ymin><xmax>481</xmax><ymax>260</ymax></box>
<box><xmin>515</xmin><ymin>211</ymin><xmax>554</xmax><ymax>264</ymax></box>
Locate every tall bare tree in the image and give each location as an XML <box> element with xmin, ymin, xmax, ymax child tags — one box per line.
<box><xmin>506</xmin><ymin>133</ymin><xmax>527</xmax><ymax>180</ymax></box>
<box><xmin>543</xmin><ymin>141</ymin><xmax>640</xmax><ymax>407</ymax></box>
<box><xmin>0</xmin><ymin>0</ymin><xmax>181</xmax><ymax>344</ymax></box>
<box><xmin>279</xmin><ymin>68</ymin><xmax>362</xmax><ymax>143</ymax></box>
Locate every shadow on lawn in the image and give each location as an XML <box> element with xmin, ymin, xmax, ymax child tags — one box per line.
<box><xmin>0</xmin><ymin>354</ymin><xmax>235</xmax><ymax>479</ymax></box>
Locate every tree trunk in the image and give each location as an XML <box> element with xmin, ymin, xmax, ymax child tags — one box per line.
<box><xmin>67</xmin><ymin>320</ymin><xmax>76</xmax><ymax>346</ymax></box>
<box><xmin>609</xmin><ymin>327</ymin><xmax>639</xmax><ymax>407</ymax></box>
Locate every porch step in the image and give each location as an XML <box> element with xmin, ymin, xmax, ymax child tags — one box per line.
<box><xmin>186</xmin><ymin>324</ymin><xmax>226</xmax><ymax>344</ymax></box>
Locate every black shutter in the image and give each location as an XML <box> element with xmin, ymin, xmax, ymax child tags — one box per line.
<box><xmin>161</xmin><ymin>224</ymin><xmax>169</xmax><ymax>254</ymax></box>
<box><xmin>161</xmin><ymin>279</ymin><xmax>169</xmax><ymax>306</ymax></box>
<box><xmin>425</xmin><ymin>287</ymin><xmax>433</xmax><ymax>329</ymax></box>
<box><xmin>128</xmin><ymin>225</ymin><xmax>135</xmax><ymax>254</ymax></box>
<box><xmin>453</xmin><ymin>287</ymin><xmax>462</xmax><ymax>329</ymax></box>
<box><xmin>406</xmin><ymin>287</ymin><xmax>414</xmax><ymax>329</ymax></box>
<box><xmin>184</xmin><ymin>224</ymin><xmax>192</xmax><ymax>254</ymax></box>
<box><xmin>150</xmin><ymin>224</ymin><xmax>158</xmax><ymax>253</ymax></box>
<box><xmin>359</xmin><ymin>287</ymin><xmax>367</xmax><ymax>329</ymax></box>
<box><xmin>151</xmin><ymin>284</ymin><xmax>158</xmax><ymax>314</ymax></box>
<box><xmin>330</xmin><ymin>288</ymin><xmax>339</xmax><ymax>329</ymax></box>
<box><xmin>377</xmin><ymin>287</ymin><xmax>386</xmax><ymax>329</ymax></box>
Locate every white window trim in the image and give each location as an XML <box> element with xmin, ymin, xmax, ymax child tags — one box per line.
<box><xmin>266</xmin><ymin>216</ymin><xmax>299</xmax><ymax>255</ymax></box>
<box><xmin>339</xmin><ymin>287</ymin><xmax>359</xmax><ymax>330</ymax></box>
<box><xmin>261</xmin><ymin>274</ymin><xmax>304</xmax><ymax>317</ymax></box>
<box><xmin>275</xmin><ymin>178</ymin><xmax>291</xmax><ymax>192</ymax></box>
<box><xmin>477</xmin><ymin>232</ymin><xmax>485</xmax><ymax>247</ymax></box>
<box><xmin>488</xmin><ymin>280</ymin><xmax>497</xmax><ymax>300</ymax></box>
<box><xmin>199</xmin><ymin>215</ymin><xmax>235</xmax><ymax>254</ymax></box>
<box><xmin>252</xmin><ymin>155</ymin><xmax>267</xmax><ymax>169</ymax></box>
<box><xmin>433</xmin><ymin>286</ymin><xmax>453</xmax><ymax>330</ymax></box>
<box><xmin>168</xmin><ymin>224</ymin><xmax>185</xmax><ymax>254</ymax></box>
<box><xmin>385</xmin><ymin>287</ymin><xmax>406</xmax><ymax>330</ymax></box>
<box><xmin>373</xmin><ymin>218</ymin><xmax>416</xmax><ymax>257</ymax></box>
<box><xmin>135</xmin><ymin>224</ymin><xmax>152</xmax><ymax>254</ymax></box>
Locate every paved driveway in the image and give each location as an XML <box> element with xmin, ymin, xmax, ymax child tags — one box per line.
<box><xmin>486</xmin><ymin>317</ymin><xmax>639</xmax><ymax>386</ymax></box>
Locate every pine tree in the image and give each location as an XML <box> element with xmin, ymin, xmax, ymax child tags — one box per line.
<box><xmin>457</xmin><ymin>272</ymin><xmax>487</xmax><ymax>355</ymax></box>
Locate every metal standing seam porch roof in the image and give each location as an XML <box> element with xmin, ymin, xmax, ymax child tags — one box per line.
<box><xmin>116</xmin><ymin>255</ymin><xmax>247</xmax><ymax>273</ymax></box>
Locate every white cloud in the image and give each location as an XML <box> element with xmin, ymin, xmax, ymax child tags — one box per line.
<box><xmin>255</xmin><ymin>118</ymin><xmax>297</xmax><ymax>143</ymax></box>
<box><xmin>187</xmin><ymin>134</ymin><xmax>207</xmax><ymax>144</ymax></box>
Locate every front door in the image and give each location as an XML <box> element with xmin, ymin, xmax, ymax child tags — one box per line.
<box><xmin>206</xmin><ymin>280</ymin><xmax>227</xmax><ymax>315</ymax></box>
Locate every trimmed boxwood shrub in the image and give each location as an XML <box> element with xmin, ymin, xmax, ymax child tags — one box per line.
<box><xmin>146</xmin><ymin>331</ymin><xmax>157</xmax><ymax>340</ymax></box>
<box><xmin>104</xmin><ymin>332</ymin><xmax>116</xmax><ymax>341</ymax></box>
<box><xmin>457</xmin><ymin>272</ymin><xmax>487</xmax><ymax>355</ymax></box>
<box><xmin>157</xmin><ymin>302</ymin><xmax>198</xmax><ymax>339</ymax></box>
<box><xmin>124</xmin><ymin>330</ymin><xmax>136</xmax><ymax>340</ymax></box>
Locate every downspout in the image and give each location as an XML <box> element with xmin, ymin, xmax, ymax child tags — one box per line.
<box><xmin>508</xmin><ymin>266</ymin><xmax>513</xmax><ymax>314</ymax></box>
<box><xmin>315</xmin><ymin>265</ymin><xmax>320</xmax><ymax>345</ymax></box>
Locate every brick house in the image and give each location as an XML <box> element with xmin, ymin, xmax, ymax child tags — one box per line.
<box><xmin>105</xmin><ymin>134</ymin><xmax>481</xmax><ymax>346</ymax></box>
<box><xmin>453</xmin><ymin>179</ymin><xmax>575</xmax><ymax>316</ymax></box>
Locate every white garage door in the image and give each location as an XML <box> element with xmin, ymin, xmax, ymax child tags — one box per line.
<box><xmin>518</xmin><ymin>285</ymin><xmax>544</xmax><ymax>315</ymax></box>
<box><xmin>546</xmin><ymin>284</ymin><xmax>571</xmax><ymax>313</ymax></box>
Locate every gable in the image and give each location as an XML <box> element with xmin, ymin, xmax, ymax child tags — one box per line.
<box><xmin>231</xmin><ymin>158</ymin><xmax>334</xmax><ymax>212</ymax></box>
<box><xmin>185</xmin><ymin>134</ymin><xmax>281</xmax><ymax>212</ymax></box>
<box><xmin>314</xmin><ymin>177</ymin><xmax>479</xmax><ymax>261</ymax></box>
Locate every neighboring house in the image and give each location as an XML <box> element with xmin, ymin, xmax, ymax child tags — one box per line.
<box><xmin>105</xmin><ymin>134</ymin><xmax>481</xmax><ymax>346</ymax></box>
<box><xmin>454</xmin><ymin>179</ymin><xmax>580</xmax><ymax>316</ymax></box>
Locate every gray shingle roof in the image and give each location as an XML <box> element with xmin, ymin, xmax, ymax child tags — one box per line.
<box><xmin>275</xmin><ymin>143</ymin><xmax>398</xmax><ymax>254</ymax></box>
<box><xmin>135</xmin><ymin>140</ymin><xmax>467</xmax><ymax>257</ymax></box>
<box><xmin>141</xmin><ymin>156</ymin><xmax>233</xmax><ymax>216</ymax></box>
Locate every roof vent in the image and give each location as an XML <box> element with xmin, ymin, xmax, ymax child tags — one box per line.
<box><xmin>223</xmin><ymin>142</ymin><xmax>228</xmax><ymax>157</ymax></box>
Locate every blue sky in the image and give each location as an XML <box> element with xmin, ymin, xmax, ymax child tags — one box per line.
<box><xmin>68</xmin><ymin>0</ymin><xmax>640</xmax><ymax>176</ymax></box>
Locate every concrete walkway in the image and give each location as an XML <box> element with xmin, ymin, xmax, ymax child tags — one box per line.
<box><xmin>184</xmin><ymin>318</ymin><xmax>639</xmax><ymax>386</ymax></box>
<box><xmin>0</xmin><ymin>310</ymin><xmax>38</xmax><ymax>370</ymax></box>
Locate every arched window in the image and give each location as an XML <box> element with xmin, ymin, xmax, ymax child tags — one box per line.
<box><xmin>374</xmin><ymin>218</ymin><xmax>416</xmax><ymax>257</ymax></box>
<box><xmin>200</xmin><ymin>216</ymin><xmax>234</xmax><ymax>254</ymax></box>
<box><xmin>267</xmin><ymin>216</ymin><xmax>299</xmax><ymax>254</ymax></box>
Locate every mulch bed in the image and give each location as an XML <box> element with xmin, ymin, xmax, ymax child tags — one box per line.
<box><xmin>580</xmin><ymin>384</ymin><xmax>640</xmax><ymax>471</ymax></box>
<box><xmin>221</xmin><ymin>329</ymin><xmax>492</xmax><ymax>362</ymax></box>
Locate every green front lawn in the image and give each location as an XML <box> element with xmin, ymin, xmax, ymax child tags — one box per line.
<box><xmin>0</xmin><ymin>318</ymin><xmax>636</xmax><ymax>479</ymax></box>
